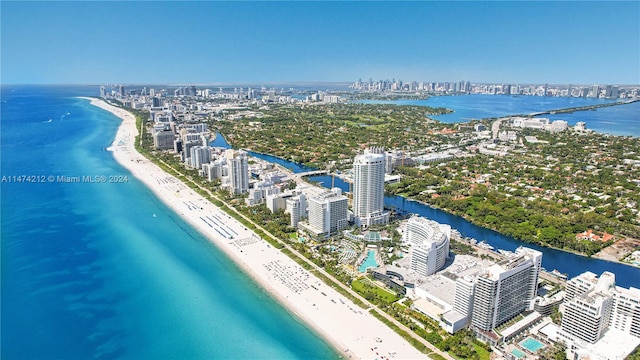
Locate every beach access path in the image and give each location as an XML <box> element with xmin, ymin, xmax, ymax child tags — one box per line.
<box><xmin>84</xmin><ymin>97</ymin><xmax>453</xmax><ymax>360</ymax></box>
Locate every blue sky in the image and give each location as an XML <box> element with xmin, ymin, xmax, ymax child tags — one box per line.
<box><xmin>2</xmin><ymin>1</ymin><xmax>638</xmax><ymax>85</ymax></box>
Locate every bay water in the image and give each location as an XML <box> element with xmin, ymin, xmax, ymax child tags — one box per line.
<box><xmin>359</xmin><ymin>94</ymin><xmax>639</xmax><ymax>137</ymax></box>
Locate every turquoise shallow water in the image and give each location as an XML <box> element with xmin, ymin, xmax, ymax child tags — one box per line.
<box><xmin>1</xmin><ymin>86</ymin><xmax>338</xmax><ymax>359</ymax></box>
<box><xmin>358</xmin><ymin>250</ymin><xmax>378</xmax><ymax>273</ymax></box>
<box><xmin>520</xmin><ymin>337</ymin><xmax>545</xmax><ymax>352</ymax></box>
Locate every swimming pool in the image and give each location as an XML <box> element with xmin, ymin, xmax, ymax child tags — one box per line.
<box><xmin>520</xmin><ymin>337</ymin><xmax>545</xmax><ymax>352</ymax></box>
<box><xmin>511</xmin><ymin>348</ymin><xmax>526</xmax><ymax>359</ymax></box>
<box><xmin>358</xmin><ymin>250</ymin><xmax>379</xmax><ymax>272</ymax></box>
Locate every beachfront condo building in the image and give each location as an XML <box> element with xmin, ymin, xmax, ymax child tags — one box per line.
<box><xmin>190</xmin><ymin>146</ymin><xmax>211</xmax><ymax>169</ymax></box>
<box><xmin>559</xmin><ymin>271</ymin><xmax>640</xmax><ymax>344</ymax></box>
<box><xmin>305</xmin><ymin>188</ymin><xmax>348</xmax><ymax>236</ymax></box>
<box><xmin>403</xmin><ymin>216</ymin><xmax>451</xmax><ymax>277</ymax></box>
<box><xmin>286</xmin><ymin>193</ymin><xmax>307</xmax><ymax>229</ymax></box>
<box><xmin>352</xmin><ymin>147</ymin><xmax>389</xmax><ymax>227</ymax></box>
<box><xmin>225</xmin><ymin>150</ymin><xmax>249</xmax><ymax>195</ymax></box>
<box><xmin>153</xmin><ymin>129</ymin><xmax>175</xmax><ymax>150</ymax></box>
<box><xmin>471</xmin><ymin>247</ymin><xmax>542</xmax><ymax>335</ymax></box>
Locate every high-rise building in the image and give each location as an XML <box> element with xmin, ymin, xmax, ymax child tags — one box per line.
<box><xmin>560</xmin><ymin>271</ymin><xmax>640</xmax><ymax>344</ymax></box>
<box><xmin>100</xmin><ymin>86</ymin><xmax>106</xmax><ymax>98</ymax></box>
<box><xmin>352</xmin><ymin>147</ymin><xmax>389</xmax><ymax>227</ymax></box>
<box><xmin>153</xmin><ymin>131</ymin><xmax>175</xmax><ymax>150</ymax></box>
<box><xmin>565</xmin><ymin>271</ymin><xmax>599</xmax><ymax>301</ymax></box>
<box><xmin>286</xmin><ymin>193</ymin><xmax>307</xmax><ymax>229</ymax></box>
<box><xmin>611</xmin><ymin>286</ymin><xmax>640</xmax><ymax>338</ymax></box>
<box><xmin>403</xmin><ymin>216</ymin><xmax>451</xmax><ymax>277</ymax></box>
<box><xmin>306</xmin><ymin>188</ymin><xmax>348</xmax><ymax>236</ymax></box>
<box><xmin>561</xmin><ymin>272</ymin><xmax>616</xmax><ymax>344</ymax></box>
<box><xmin>190</xmin><ymin>146</ymin><xmax>211</xmax><ymax>169</ymax></box>
<box><xmin>225</xmin><ymin>150</ymin><xmax>249</xmax><ymax>195</ymax></box>
<box><xmin>471</xmin><ymin>247</ymin><xmax>542</xmax><ymax>333</ymax></box>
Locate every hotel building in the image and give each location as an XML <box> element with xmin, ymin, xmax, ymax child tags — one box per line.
<box><xmin>304</xmin><ymin>188</ymin><xmax>348</xmax><ymax>236</ymax></box>
<box><xmin>352</xmin><ymin>147</ymin><xmax>389</xmax><ymax>227</ymax></box>
<box><xmin>471</xmin><ymin>247</ymin><xmax>542</xmax><ymax>335</ymax></box>
<box><xmin>225</xmin><ymin>150</ymin><xmax>249</xmax><ymax>195</ymax></box>
<box><xmin>403</xmin><ymin>216</ymin><xmax>451</xmax><ymax>277</ymax></box>
<box><xmin>557</xmin><ymin>271</ymin><xmax>640</xmax><ymax>359</ymax></box>
<box><xmin>560</xmin><ymin>271</ymin><xmax>640</xmax><ymax>343</ymax></box>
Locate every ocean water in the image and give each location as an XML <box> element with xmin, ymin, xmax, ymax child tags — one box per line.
<box><xmin>1</xmin><ymin>86</ymin><xmax>338</xmax><ymax>359</ymax></box>
<box><xmin>359</xmin><ymin>94</ymin><xmax>639</xmax><ymax>137</ymax></box>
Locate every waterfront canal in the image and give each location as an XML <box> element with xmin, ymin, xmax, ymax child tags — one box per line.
<box><xmin>212</xmin><ymin>133</ymin><xmax>639</xmax><ymax>288</ymax></box>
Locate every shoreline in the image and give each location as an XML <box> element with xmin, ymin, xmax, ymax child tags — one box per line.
<box><xmin>82</xmin><ymin>97</ymin><xmax>428</xmax><ymax>360</ymax></box>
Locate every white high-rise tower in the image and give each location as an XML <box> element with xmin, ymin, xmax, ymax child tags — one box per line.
<box><xmin>225</xmin><ymin>150</ymin><xmax>249</xmax><ymax>195</ymax></box>
<box><xmin>352</xmin><ymin>147</ymin><xmax>389</xmax><ymax>227</ymax></box>
<box><xmin>471</xmin><ymin>247</ymin><xmax>542</xmax><ymax>334</ymax></box>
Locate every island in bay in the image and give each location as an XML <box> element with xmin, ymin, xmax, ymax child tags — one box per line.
<box><xmin>95</xmin><ymin>80</ymin><xmax>640</xmax><ymax>360</ymax></box>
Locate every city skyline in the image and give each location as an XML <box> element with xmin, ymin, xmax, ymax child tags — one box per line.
<box><xmin>2</xmin><ymin>1</ymin><xmax>639</xmax><ymax>85</ymax></box>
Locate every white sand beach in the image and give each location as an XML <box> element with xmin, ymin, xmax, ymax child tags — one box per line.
<box><xmin>84</xmin><ymin>97</ymin><xmax>430</xmax><ymax>360</ymax></box>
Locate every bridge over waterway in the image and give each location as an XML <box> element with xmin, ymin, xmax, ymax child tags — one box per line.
<box><xmin>297</xmin><ymin>170</ymin><xmax>328</xmax><ymax>177</ymax></box>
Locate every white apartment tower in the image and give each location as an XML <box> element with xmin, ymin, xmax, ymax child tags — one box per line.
<box><xmin>403</xmin><ymin>216</ymin><xmax>451</xmax><ymax>277</ymax></box>
<box><xmin>190</xmin><ymin>146</ymin><xmax>211</xmax><ymax>169</ymax></box>
<box><xmin>225</xmin><ymin>150</ymin><xmax>249</xmax><ymax>195</ymax></box>
<box><xmin>471</xmin><ymin>247</ymin><xmax>542</xmax><ymax>332</ymax></box>
<box><xmin>307</xmin><ymin>188</ymin><xmax>348</xmax><ymax>236</ymax></box>
<box><xmin>560</xmin><ymin>271</ymin><xmax>640</xmax><ymax>344</ymax></box>
<box><xmin>352</xmin><ymin>147</ymin><xmax>389</xmax><ymax>227</ymax></box>
<box><xmin>286</xmin><ymin>193</ymin><xmax>307</xmax><ymax>229</ymax></box>
<box><xmin>611</xmin><ymin>287</ymin><xmax>640</xmax><ymax>338</ymax></box>
<box><xmin>453</xmin><ymin>276</ymin><xmax>476</xmax><ymax>319</ymax></box>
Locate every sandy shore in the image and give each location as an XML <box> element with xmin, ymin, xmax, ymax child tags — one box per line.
<box><xmin>84</xmin><ymin>97</ymin><xmax>428</xmax><ymax>360</ymax></box>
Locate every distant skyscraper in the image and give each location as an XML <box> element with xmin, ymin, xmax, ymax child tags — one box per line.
<box><xmin>226</xmin><ymin>150</ymin><xmax>249</xmax><ymax>195</ymax></box>
<box><xmin>119</xmin><ymin>85</ymin><xmax>125</xmax><ymax>98</ymax></box>
<box><xmin>352</xmin><ymin>147</ymin><xmax>389</xmax><ymax>227</ymax></box>
<box><xmin>591</xmin><ymin>85</ymin><xmax>600</xmax><ymax>98</ymax></box>
<box><xmin>610</xmin><ymin>86</ymin><xmax>619</xmax><ymax>99</ymax></box>
<box><xmin>471</xmin><ymin>247</ymin><xmax>542</xmax><ymax>333</ymax></box>
<box><xmin>100</xmin><ymin>85</ymin><xmax>106</xmax><ymax>98</ymax></box>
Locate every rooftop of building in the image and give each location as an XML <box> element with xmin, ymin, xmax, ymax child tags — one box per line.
<box><xmin>564</xmin><ymin>328</ymin><xmax>640</xmax><ymax>360</ymax></box>
<box><xmin>417</xmin><ymin>272</ymin><xmax>457</xmax><ymax>306</ymax></box>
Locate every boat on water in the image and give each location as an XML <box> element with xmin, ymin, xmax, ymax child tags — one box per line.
<box><xmin>477</xmin><ymin>241</ymin><xmax>494</xmax><ymax>251</ymax></box>
<box><xmin>550</xmin><ymin>269</ymin><xmax>568</xmax><ymax>280</ymax></box>
<box><xmin>498</xmin><ymin>249</ymin><xmax>513</xmax><ymax>256</ymax></box>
